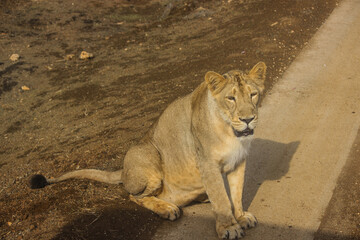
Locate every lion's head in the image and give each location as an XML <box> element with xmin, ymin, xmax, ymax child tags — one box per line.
<box><xmin>205</xmin><ymin>62</ymin><xmax>266</xmax><ymax>138</ymax></box>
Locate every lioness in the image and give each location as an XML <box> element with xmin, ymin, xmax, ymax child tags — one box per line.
<box><xmin>31</xmin><ymin>62</ymin><xmax>266</xmax><ymax>239</ymax></box>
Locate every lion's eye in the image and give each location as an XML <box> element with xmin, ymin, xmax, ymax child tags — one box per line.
<box><xmin>226</xmin><ymin>96</ymin><xmax>236</xmax><ymax>101</ymax></box>
<box><xmin>250</xmin><ymin>92</ymin><xmax>258</xmax><ymax>98</ymax></box>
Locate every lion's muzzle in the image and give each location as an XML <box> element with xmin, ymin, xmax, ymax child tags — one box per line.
<box><xmin>232</xmin><ymin>127</ymin><xmax>254</xmax><ymax>137</ymax></box>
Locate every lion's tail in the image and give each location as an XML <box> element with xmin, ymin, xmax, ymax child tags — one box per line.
<box><xmin>30</xmin><ymin>169</ymin><xmax>123</xmax><ymax>189</ymax></box>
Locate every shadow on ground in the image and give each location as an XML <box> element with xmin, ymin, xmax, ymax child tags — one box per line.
<box><xmin>152</xmin><ymin>213</ymin><xmax>357</xmax><ymax>240</ymax></box>
<box><xmin>244</xmin><ymin>138</ymin><xmax>300</xmax><ymax>209</ymax></box>
<box><xmin>52</xmin><ymin>202</ymin><xmax>162</xmax><ymax>240</ymax></box>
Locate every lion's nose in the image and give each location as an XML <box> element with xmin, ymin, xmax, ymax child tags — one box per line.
<box><xmin>240</xmin><ymin>117</ymin><xmax>254</xmax><ymax>125</ymax></box>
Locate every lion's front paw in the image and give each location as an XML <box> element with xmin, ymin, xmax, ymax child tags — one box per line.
<box><xmin>157</xmin><ymin>202</ymin><xmax>181</xmax><ymax>221</ymax></box>
<box><xmin>216</xmin><ymin>222</ymin><xmax>244</xmax><ymax>239</ymax></box>
<box><xmin>236</xmin><ymin>212</ymin><xmax>258</xmax><ymax>230</ymax></box>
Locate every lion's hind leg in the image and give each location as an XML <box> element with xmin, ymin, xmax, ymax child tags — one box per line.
<box><xmin>128</xmin><ymin>174</ymin><xmax>181</xmax><ymax>221</ymax></box>
<box><xmin>130</xmin><ymin>195</ymin><xmax>181</xmax><ymax>221</ymax></box>
<box><xmin>122</xmin><ymin>143</ymin><xmax>180</xmax><ymax>220</ymax></box>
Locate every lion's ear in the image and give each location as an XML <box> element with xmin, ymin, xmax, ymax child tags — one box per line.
<box><xmin>248</xmin><ymin>62</ymin><xmax>266</xmax><ymax>93</ymax></box>
<box><xmin>205</xmin><ymin>71</ymin><xmax>226</xmax><ymax>95</ymax></box>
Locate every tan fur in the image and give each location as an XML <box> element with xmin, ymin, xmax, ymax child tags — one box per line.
<box><xmin>41</xmin><ymin>62</ymin><xmax>266</xmax><ymax>239</ymax></box>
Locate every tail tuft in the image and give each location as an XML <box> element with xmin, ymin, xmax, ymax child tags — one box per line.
<box><xmin>30</xmin><ymin>174</ymin><xmax>49</xmax><ymax>189</ymax></box>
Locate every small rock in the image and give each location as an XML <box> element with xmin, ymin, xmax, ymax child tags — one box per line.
<box><xmin>21</xmin><ymin>86</ymin><xmax>30</xmax><ymax>91</ymax></box>
<box><xmin>184</xmin><ymin>7</ymin><xmax>214</xmax><ymax>20</ymax></box>
<box><xmin>79</xmin><ymin>51</ymin><xmax>94</xmax><ymax>60</ymax></box>
<box><xmin>10</xmin><ymin>54</ymin><xmax>20</xmax><ymax>61</ymax></box>
<box><xmin>65</xmin><ymin>54</ymin><xmax>75</xmax><ymax>60</ymax></box>
<box><xmin>161</xmin><ymin>2</ymin><xmax>174</xmax><ymax>19</ymax></box>
<box><xmin>29</xmin><ymin>224</ymin><xmax>37</xmax><ymax>231</ymax></box>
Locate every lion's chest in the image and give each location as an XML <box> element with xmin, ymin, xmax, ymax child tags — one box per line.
<box><xmin>214</xmin><ymin>137</ymin><xmax>252</xmax><ymax>173</ymax></box>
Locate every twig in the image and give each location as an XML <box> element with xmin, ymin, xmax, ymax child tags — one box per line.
<box><xmin>87</xmin><ymin>213</ymin><xmax>102</xmax><ymax>226</ymax></box>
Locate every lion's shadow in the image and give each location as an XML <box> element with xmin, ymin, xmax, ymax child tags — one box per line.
<box><xmin>242</xmin><ymin>138</ymin><xmax>300</xmax><ymax>210</ymax></box>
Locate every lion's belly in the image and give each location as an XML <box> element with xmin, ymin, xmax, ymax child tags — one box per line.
<box><xmin>159</xmin><ymin>167</ymin><xmax>205</xmax><ymax>206</ymax></box>
<box><xmin>164</xmin><ymin>162</ymin><xmax>203</xmax><ymax>189</ymax></box>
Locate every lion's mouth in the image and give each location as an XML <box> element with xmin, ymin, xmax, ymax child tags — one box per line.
<box><xmin>232</xmin><ymin>127</ymin><xmax>254</xmax><ymax>137</ymax></box>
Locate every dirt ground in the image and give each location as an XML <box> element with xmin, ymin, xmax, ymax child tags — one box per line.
<box><xmin>314</xmin><ymin>128</ymin><xmax>360</xmax><ymax>240</ymax></box>
<box><xmin>0</xmin><ymin>0</ymin><xmax>346</xmax><ymax>239</ymax></box>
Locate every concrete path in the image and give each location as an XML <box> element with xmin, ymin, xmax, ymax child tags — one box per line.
<box><xmin>153</xmin><ymin>0</ymin><xmax>360</xmax><ymax>239</ymax></box>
